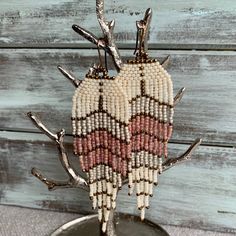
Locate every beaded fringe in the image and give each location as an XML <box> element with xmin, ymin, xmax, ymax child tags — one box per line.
<box><xmin>71</xmin><ymin>60</ymin><xmax>174</xmax><ymax>230</ymax></box>
<box><xmin>72</xmin><ymin>74</ymin><xmax>131</xmax><ymax>232</ymax></box>
<box><xmin>116</xmin><ymin>60</ymin><xmax>174</xmax><ymax>219</ymax></box>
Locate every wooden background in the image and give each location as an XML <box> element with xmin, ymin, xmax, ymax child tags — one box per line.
<box><xmin>0</xmin><ymin>0</ymin><xmax>236</xmax><ymax>234</ymax></box>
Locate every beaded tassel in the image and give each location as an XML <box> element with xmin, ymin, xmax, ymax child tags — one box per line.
<box><xmin>116</xmin><ymin>58</ymin><xmax>174</xmax><ymax>220</ymax></box>
<box><xmin>72</xmin><ymin>72</ymin><xmax>130</xmax><ymax>232</ymax></box>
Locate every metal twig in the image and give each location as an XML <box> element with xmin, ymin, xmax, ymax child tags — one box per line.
<box><xmin>135</xmin><ymin>8</ymin><xmax>152</xmax><ymax>56</ymax></box>
<box><xmin>27</xmin><ymin>112</ymin><xmax>88</xmax><ymax>191</ymax></box>
<box><xmin>72</xmin><ymin>0</ymin><xmax>122</xmax><ymax>71</ymax></box>
<box><xmin>57</xmin><ymin>65</ymin><xmax>81</xmax><ymax>88</ymax></box>
<box><xmin>161</xmin><ymin>55</ymin><xmax>170</xmax><ymax>68</ymax></box>
<box><xmin>162</xmin><ymin>138</ymin><xmax>202</xmax><ymax>171</ymax></box>
<box><xmin>31</xmin><ymin>167</ymin><xmax>86</xmax><ymax>191</ymax></box>
<box><xmin>174</xmin><ymin>87</ymin><xmax>186</xmax><ymax>106</ymax></box>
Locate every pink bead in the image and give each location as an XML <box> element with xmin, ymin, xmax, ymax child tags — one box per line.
<box><xmin>100</xmin><ymin>148</ymin><xmax>104</xmax><ymax>164</ymax></box>
<box><xmin>154</xmin><ymin>120</ymin><xmax>159</xmax><ymax>137</ymax></box>
<box><xmin>140</xmin><ymin>116</ymin><xmax>145</xmax><ymax>132</ymax></box>
<box><xmin>163</xmin><ymin>123</ymin><xmax>168</xmax><ymax>140</ymax></box>
<box><xmin>111</xmin><ymin>138</ymin><xmax>116</xmax><ymax>155</ymax></box>
<box><xmin>168</xmin><ymin>125</ymin><xmax>173</xmax><ymax>139</ymax></box>
<box><xmin>122</xmin><ymin>159</ymin><xmax>127</xmax><ymax>177</ymax></box>
<box><xmin>158</xmin><ymin>123</ymin><xmax>163</xmax><ymax>140</ymax></box>
<box><xmin>87</xmin><ymin>135</ymin><xmax>92</xmax><ymax>151</ymax></box>
<box><xmin>108</xmin><ymin>150</ymin><xmax>112</xmax><ymax>167</ymax></box>
<box><xmin>112</xmin><ymin>155</ymin><xmax>117</xmax><ymax>171</ymax></box>
<box><xmin>84</xmin><ymin>155</ymin><xmax>89</xmax><ymax>172</ymax></box>
<box><xmin>92</xmin><ymin>150</ymin><xmax>96</xmax><ymax>166</ymax></box>
<box><xmin>104</xmin><ymin>149</ymin><xmax>109</xmax><ymax>164</ymax></box>
<box><xmin>164</xmin><ymin>144</ymin><xmax>168</xmax><ymax>158</ymax></box>
<box><xmin>95</xmin><ymin>149</ymin><xmax>99</xmax><ymax>165</ymax></box>
<box><xmin>77</xmin><ymin>139</ymin><xmax>83</xmax><ymax>153</ymax></box>
<box><xmin>114</xmin><ymin>139</ymin><xmax>119</xmax><ymax>156</ymax></box>
<box><xmin>153</xmin><ymin>138</ymin><xmax>158</xmax><ymax>155</ymax></box>
<box><xmin>158</xmin><ymin>140</ymin><xmax>162</xmax><ymax>156</ymax></box>
<box><xmin>103</xmin><ymin>132</ymin><xmax>108</xmax><ymax>147</ymax></box>
<box><xmin>79</xmin><ymin>156</ymin><xmax>85</xmax><ymax>172</ymax></box>
<box><xmin>88</xmin><ymin>152</ymin><xmax>93</xmax><ymax>169</ymax></box>
<box><xmin>149</xmin><ymin>136</ymin><xmax>155</xmax><ymax>153</ymax></box>
<box><xmin>116</xmin><ymin>157</ymin><xmax>120</xmax><ymax>173</ymax></box>
<box><xmin>144</xmin><ymin>133</ymin><xmax>149</xmax><ymax>150</ymax></box>
<box><xmin>91</xmin><ymin>132</ymin><xmax>96</xmax><ymax>149</ymax></box>
<box><xmin>82</xmin><ymin>139</ymin><xmax>88</xmax><ymax>154</ymax></box>
<box><xmin>95</xmin><ymin>131</ymin><xmax>100</xmax><ymax>144</ymax></box>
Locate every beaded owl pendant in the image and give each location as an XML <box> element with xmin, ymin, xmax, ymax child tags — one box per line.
<box><xmin>71</xmin><ymin>66</ymin><xmax>131</xmax><ymax>231</ymax></box>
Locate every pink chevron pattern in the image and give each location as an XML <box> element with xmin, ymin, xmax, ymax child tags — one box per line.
<box><xmin>71</xmin><ymin>73</ymin><xmax>130</xmax><ymax>230</ymax></box>
<box><xmin>116</xmin><ymin>58</ymin><xmax>174</xmax><ymax>219</ymax></box>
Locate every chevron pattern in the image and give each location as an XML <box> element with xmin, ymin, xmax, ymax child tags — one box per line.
<box><xmin>72</xmin><ymin>73</ymin><xmax>131</xmax><ymax>231</ymax></box>
<box><xmin>116</xmin><ymin>59</ymin><xmax>174</xmax><ymax>219</ymax></box>
<box><xmin>71</xmin><ymin>59</ymin><xmax>174</xmax><ymax>229</ymax></box>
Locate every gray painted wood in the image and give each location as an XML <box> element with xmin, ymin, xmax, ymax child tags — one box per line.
<box><xmin>0</xmin><ymin>49</ymin><xmax>235</xmax><ymax>146</ymax></box>
<box><xmin>0</xmin><ymin>131</ymin><xmax>236</xmax><ymax>233</ymax></box>
<box><xmin>0</xmin><ymin>0</ymin><xmax>236</xmax><ymax>48</ymax></box>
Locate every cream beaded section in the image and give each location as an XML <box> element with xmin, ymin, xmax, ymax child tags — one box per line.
<box><xmin>71</xmin><ymin>75</ymin><xmax>131</xmax><ymax>232</ymax></box>
<box><xmin>116</xmin><ymin>60</ymin><xmax>174</xmax><ymax>220</ymax></box>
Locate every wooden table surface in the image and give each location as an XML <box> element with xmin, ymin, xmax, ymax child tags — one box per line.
<box><xmin>0</xmin><ymin>0</ymin><xmax>236</xmax><ymax>234</ymax></box>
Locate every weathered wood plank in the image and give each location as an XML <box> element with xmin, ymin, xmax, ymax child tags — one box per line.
<box><xmin>0</xmin><ymin>131</ymin><xmax>236</xmax><ymax>233</ymax></box>
<box><xmin>0</xmin><ymin>49</ymin><xmax>235</xmax><ymax>145</ymax></box>
<box><xmin>0</xmin><ymin>0</ymin><xmax>236</xmax><ymax>47</ymax></box>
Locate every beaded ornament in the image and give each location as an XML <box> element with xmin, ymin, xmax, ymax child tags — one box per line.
<box><xmin>72</xmin><ymin>67</ymin><xmax>131</xmax><ymax>231</ymax></box>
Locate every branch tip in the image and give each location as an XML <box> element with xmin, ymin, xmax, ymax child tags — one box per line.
<box><xmin>161</xmin><ymin>55</ymin><xmax>170</xmax><ymax>68</ymax></box>
<box><xmin>174</xmin><ymin>87</ymin><xmax>186</xmax><ymax>106</ymax></box>
<box><xmin>57</xmin><ymin>65</ymin><xmax>80</xmax><ymax>88</ymax></box>
<box><xmin>162</xmin><ymin>138</ymin><xmax>202</xmax><ymax>171</ymax></box>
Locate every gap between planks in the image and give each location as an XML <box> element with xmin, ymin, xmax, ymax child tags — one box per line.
<box><xmin>0</xmin><ymin>43</ymin><xmax>236</xmax><ymax>51</ymax></box>
<box><xmin>0</xmin><ymin>128</ymin><xmax>234</xmax><ymax>149</ymax></box>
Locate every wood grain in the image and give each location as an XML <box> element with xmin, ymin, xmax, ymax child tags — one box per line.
<box><xmin>0</xmin><ymin>0</ymin><xmax>236</xmax><ymax>48</ymax></box>
<box><xmin>1</xmin><ymin>131</ymin><xmax>236</xmax><ymax>233</ymax></box>
<box><xmin>0</xmin><ymin>49</ymin><xmax>235</xmax><ymax>146</ymax></box>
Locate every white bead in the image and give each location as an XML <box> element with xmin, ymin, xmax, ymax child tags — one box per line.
<box><xmin>141</xmin><ymin>207</ymin><xmax>145</xmax><ymax>221</ymax></box>
<box><xmin>102</xmin><ymin>222</ymin><xmax>107</xmax><ymax>233</ymax></box>
<box><xmin>104</xmin><ymin>208</ymin><xmax>110</xmax><ymax>222</ymax></box>
<box><xmin>149</xmin><ymin>183</ymin><xmax>153</xmax><ymax>196</ymax></box>
<box><xmin>92</xmin><ymin>197</ymin><xmax>97</xmax><ymax>209</ymax></box>
<box><xmin>106</xmin><ymin>195</ymin><xmax>111</xmax><ymax>209</ymax></box>
<box><xmin>154</xmin><ymin>169</ymin><xmax>158</xmax><ymax>185</ymax></box>
<box><xmin>112</xmin><ymin>201</ymin><xmax>116</xmax><ymax>209</ymax></box>
<box><xmin>98</xmin><ymin>208</ymin><xmax>102</xmax><ymax>222</ymax></box>
<box><xmin>145</xmin><ymin>181</ymin><xmax>149</xmax><ymax>194</ymax></box>
<box><xmin>145</xmin><ymin>195</ymin><xmax>149</xmax><ymax>208</ymax></box>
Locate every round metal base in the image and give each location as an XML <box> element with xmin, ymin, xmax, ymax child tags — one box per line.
<box><xmin>51</xmin><ymin>213</ymin><xmax>170</xmax><ymax>236</ymax></box>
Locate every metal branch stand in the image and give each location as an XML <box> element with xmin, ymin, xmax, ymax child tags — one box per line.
<box><xmin>27</xmin><ymin>1</ymin><xmax>202</xmax><ymax>235</ymax></box>
<box><xmin>51</xmin><ymin>213</ymin><xmax>170</xmax><ymax>236</ymax></box>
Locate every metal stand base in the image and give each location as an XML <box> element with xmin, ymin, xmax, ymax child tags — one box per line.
<box><xmin>51</xmin><ymin>213</ymin><xmax>170</xmax><ymax>236</ymax></box>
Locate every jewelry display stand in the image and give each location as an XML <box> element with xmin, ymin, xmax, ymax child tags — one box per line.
<box><xmin>51</xmin><ymin>213</ymin><xmax>169</xmax><ymax>236</ymax></box>
<box><xmin>27</xmin><ymin>1</ymin><xmax>201</xmax><ymax>235</ymax></box>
